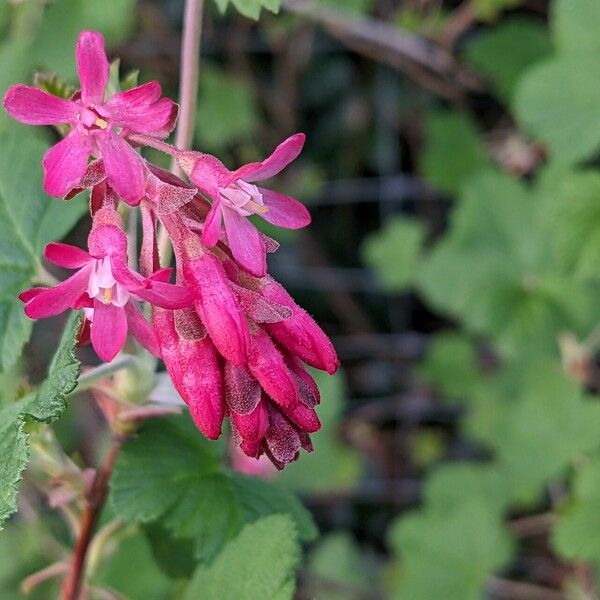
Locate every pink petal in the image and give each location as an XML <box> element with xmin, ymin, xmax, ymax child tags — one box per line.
<box><xmin>231</xmin><ymin>400</ymin><xmax>269</xmax><ymax>443</ymax></box>
<box><xmin>232</xmin><ymin>133</ymin><xmax>305</xmax><ymax>183</ymax></box>
<box><xmin>262</xmin><ymin>277</ymin><xmax>339</xmax><ymax>374</ymax></box>
<box><xmin>153</xmin><ymin>309</ymin><xmax>225</xmax><ymax>439</ymax></box>
<box><xmin>183</xmin><ymin>252</ymin><xmax>250</xmax><ymax>366</ymax></box>
<box><xmin>24</xmin><ymin>265</ymin><xmax>91</xmax><ymax>319</ymax></box>
<box><xmin>124</xmin><ymin>301</ymin><xmax>160</xmax><ymax>357</ymax></box>
<box><xmin>3</xmin><ymin>84</ymin><xmax>79</xmax><ymax>125</ymax></box>
<box><xmin>76</xmin><ymin>31</ymin><xmax>109</xmax><ymax>106</ymax></box>
<box><xmin>91</xmin><ymin>299</ymin><xmax>127</xmax><ymax>362</ymax></box>
<box><xmin>88</xmin><ymin>224</ymin><xmax>129</xmax><ymax>260</ymax></box>
<box><xmin>222</xmin><ymin>206</ymin><xmax>266</xmax><ymax>277</ymax></box>
<box><xmin>102</xmin><ymin>81</ymin><xmax>176</xmax><ymax>135</ymax></box>
<box><xmin>200</xmin><ymin>200</ymin><xmax>223</xmax><ymax>247</ymax></box>
<box><xmin>230</xmin><ymin>283</ymin><xmax>291</xmax><ymax>323</ymax></box>
<box><xmin>43</xmin><ymin>132</ymin><xmax>91</xmax><ymax>197</ymax></box>
<box><xmin>19</xmin><ymin>288</ymin><xmax>44</xmax><ymax>303</ymax></box>
<box><xmin>97</xmin><ymin>131</ymin><xmax>145</xmax><ymax>205</ymax></box>
<box><xmin>265</xmin><ymin>408</ymin><xmax>301</xmax><ymax>465</ymax></box>
<box><xmin>44</xmin><ymin>243</ymin><xmax>91</xmax><ymax>269</ymax></box>
<box><xmin>189</xmin><ymin>154</ymin><xmax>227</xmax><ymax>200</ymax></box>
<box><xmin>282</xmin><ymin>402</ymin><xmax>321</xmax><ymax>433</ymax></box>
<box><xmin>259</xmin><ymin>188</ymin><xmax>311</xmax><ymax>229</ymax></box>
<box><xmin>133</xmin><ymin>280</ymin><xmax>193</xmax><ymax>309</ymax></box>
<box><xmin>247</xmin><ymin>330</ymin><xmax>299</xmax><ymax>410</ymax></box>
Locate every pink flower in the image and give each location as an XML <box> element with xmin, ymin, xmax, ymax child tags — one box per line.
<box><xmin>20</xmin><ymin>224</ymin><xmax>192</xmax><ymax>362</ymax></box>
<box><xmin>179</xmin><ymin>134</ymin><xmax>311</xmax><ymax>277</ymax></box>
<box><xmin>154</xmin><ymin>308</ymin><xmax>225</xmax><ymax>440</ymax></box>
<box><xmin>3</xmin><ymin>30</ymin><xmax>177</xmax><ymax>204</ymax></box>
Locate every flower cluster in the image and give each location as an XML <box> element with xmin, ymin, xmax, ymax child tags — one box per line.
<box><xmin>4</xmin><ymin>30</ymin><xmax>338</xmax><ymax>468</ymax></box>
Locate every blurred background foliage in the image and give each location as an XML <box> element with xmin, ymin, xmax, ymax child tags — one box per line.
<box><xmin>3</xmin><ymin>0</ymin><xmax>600</xmax><ymax>598</ymax></box>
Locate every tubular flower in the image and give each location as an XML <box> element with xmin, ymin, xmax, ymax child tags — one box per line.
<box><xmin>178</xmin><ymin>133</ymin><xmax>311</xmax><ymax>277</ymax></box>
<box><xmin>3</xmin><ymin>30</ymin><xmax>177</xmax><ymax>204</ymax></box>
<box><xmin>20</xmin><ymin>223</ymin><xmax>192</xmax><ymax>362</ymax></box>
<box><xmin>5</xmin><ymin>28</ymin><xmax>340</xmax><ymax>471</ymax></box>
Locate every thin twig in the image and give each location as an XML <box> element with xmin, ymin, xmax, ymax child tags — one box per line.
<box><xmin>158</xmin><ymin>0</ymin><xmax>205</xmax><ymax>263</ymax></box>
<box><xmin>487</xmin><ymin>576</ymin><xmax>565</xmax><ymax>600</ymax></box>
<box><xmin>61</xmin><ymin>437</ymin><xmax>124</xmax><ymax>600</ymax></box>
<box><xmin>69</xmin><ymin>355</ymin><xmax>138</xmax><ymax>396</ymax></box>
<box><xmin>282</xmin><ymin>0</ymin><xmax>482</xmax><ymax>99</ymax></box>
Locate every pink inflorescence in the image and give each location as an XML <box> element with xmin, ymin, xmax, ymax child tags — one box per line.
<box><xmin>4</xmin><ymin>30</ymin><xmax>339</xmax><ymax>469</ymax></box>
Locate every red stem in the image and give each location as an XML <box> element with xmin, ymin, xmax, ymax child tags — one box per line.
<box><xmin>61</xmin><ymin>437</ymin><xmax>123</xmax><ymax>600</ymax></box>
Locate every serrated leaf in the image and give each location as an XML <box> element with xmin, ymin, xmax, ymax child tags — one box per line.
<box><xmin>184</xmin><ymin>515</ymin><xmax>301</xmax><ymax>600</ymax></box>
<box><xmin>419</xmin><ymin>111</ymin><xmax>491</xmax><ymax>195</ymax></box>
<box><xmin>0</xmin><ymin>130</ymin><xmax>86</xmax><ymax>370</ymax></box>
<box><xmin>388</xmin><ymin>495</ymin><xmax>513</xmax><ymax>600</ymax></box>
<box><xmin>553</xmin><ymin>453</ymin><xmax>600</xmax><ymax>565</ymax></box>
<box><xmin>0</xmin><ymin>312</ymin><xmax>81</xmax><ymax>526</ymax></box>
<box><xmin>110</xmin><ymin>415</ymin><xmax>316</xmax><ymax>562</ymax></box>
<box><xmin>465</xmin><ymin>358</ymin><xmax>600</xmax><ymax>504</ymax></box>
<box><xmin>416</xmin><ymin>170</ymin><xmax>599</xmax><ymax>356</ymax></box>
<box><xmin>464</xmin><ymin>18</ymin><xmax>551</xmax><ymax>101</ymax></box>
<box><xmin>362</xmin><ymin>216</ymin><xmax>425</xmax><ymax>292</ymax></box>
<box><xmin>213</xmin><ymin>0</ymin><xmax>280</xmax><ymax>19</ymax></box>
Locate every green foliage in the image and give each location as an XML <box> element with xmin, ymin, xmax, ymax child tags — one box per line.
<box><xmin>514</xmin><ymin>0</ymin><xmax>600</xmax><ymax>165</ymax></box>
<box><xmin>418</xmin><ymin>333</ymin><xmax>482</xmax><ymax>401</ymax></box>
<box><xmin>465</xmin><ymin>359</ymin><xmax>600</xmax><ymax>504</ymax></box>
<box><xmin>553</xmin><ymin>453</ymin><xmax>600</xmax><ymax>566</ymax></box>
<box><xmin>307</xmin><ymin>532</ymin><xmax>374</xmax><ymax>600</ymax></box>
<box><xmin>419</xmin><ymin>111</ymin><xmax>491</xmax><ymax>195</ymax></box>
<box><xmin>388</xmin><ymin>463</ymin><xmax>514</xmax><ymax>600</ymax></box>
<box><xmin>464</xmin><ymin>18</ymin><xmax>551</xmax><ymax>101</ymax></box>
<box><xmin>276</xmin><ymin>370</ymin><xmax>363</xmax><ymax>493</ymax></box>
<box><xmin>196</xmin><ymin>65</ymin><xmax>260</xmax><ymax>152</ymax></box>
<box><xmin>317</xmin><ymin>0</ymin><xmax>374</xmax><ymax>15</ymax></box>
<box><xmin>184</xmin><ymin>515</ymin><xmax>301</xmax><ymax>600</ymax></box>
<box><xmin>213</xmin><ymin>0</ymin><xmax>281</xmax><ymax>20</ymax></box>
<box><xmin>0</xmin><ymin>130</ymin><xmax>86</xmax><ymax>371</ymax></box>
<box><xmin>0</xmin><ymin>312</ymin><xmax>81</xmax><ymax>527</ymax></box>
<box><xmin>110</xmin><ymin>415</ymin><xmax>316</xmax><ymax>562</ymax></box>
<box><xmin>417</xmin><ymin>170</ymin><xmax>598</xmax><ymax>357</ymax></box>
<box><xmin>362</xmin><ymin>216</ymin><xmax>425</xmax><ymax>292</ymax></box>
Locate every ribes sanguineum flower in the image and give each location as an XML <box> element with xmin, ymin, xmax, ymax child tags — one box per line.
<box><xmin>3</xmin><ymin>30</ymin><xmax>177</xmax><ymax>204</ymax></box>
<box><xmin>20</xmin><ymin>220</ymin><xmax>192</xmax><ymax>362</ymax></box>
<box><xmin>178</xmin><ymin>134</ymin><xmax>311</xmax><ymax>277</ymax></box>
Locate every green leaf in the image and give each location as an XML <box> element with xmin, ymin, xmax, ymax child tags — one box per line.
<box><xmin>307</xmin><ymin>532</ymin><xmax>374</xmax><ymax>600</ymax></box>
<box><xmin>418</xmin><ymin>333</ymin><xmax>482</xmax><ymax>402</ymax></box>
<box><xmin>184</xmin><ymin>515</ymin><xmax>301</xmax><ymax>600</ymax></box>
<box><xmin>213</xmin><ymin>0</ymin><xmax>280</xmax><ymax>20</ymax></box>
<box><xmin>276</xmin><ymin>370</ymin><xmax>363</xmax><ymax>494</ymax></box>
<box><xmin>317</xmin><ymin>0</ymin><xmax>374</xmax><ymax>15</ymax></box>
<box><xmin>388</xmin><ymin>496</ymin><xmax>513</xmax><ymax>600</ymax></box>
<box><xmin>110</xmin><ymin>415</ymin><xmax>316</xmax><ymax>562</ymax></box>
<box><xmin>553</xmin><ymin>0</ymin><xmax>600</xmax><ymax>55</ymax></box>
<box><xmin>196</xmin><ymin>65</ymin><xmax>260</xmax><ymax>152</ymax></box>
<box><xmin>464</xmin><ymin>18</ymin><xmax>551</xmax><ymax>101</ymax></box>
<box><xmin>419</xmin><ymin>111</ymin><xmax>491</xmax><ymax>195</ymax></box>
<box><xmin>465</xmin><ymin>358</ymin><xmax>600</xmax><ymax>504</ymax></box>
<box><xmin>0</xmin><ymin>130</ymin><xmax>86</xmax><ymax>370</ymax></box>
<box><xmin>0</xmin><ymin>312</ymin><xmax>81</xmax><ymax>526</ymax></box>
<box><xmin>514</xmin><ymin>55</ymin><xmax>600</xmax><ymax>166</ymax></box>
<box><xmin>362</xmin><ymin>216</ymin><xmax>425</xmax><ymax>292</ymax></box>
<box><xmin>416</xmin><ymin>170</ymin><xmax>599</xmax><ymax>356</ymax></box>
<box><xmin>553</xmin><ymin>453</ymin><xmax>600</xmax><ymax>565</ymax></box>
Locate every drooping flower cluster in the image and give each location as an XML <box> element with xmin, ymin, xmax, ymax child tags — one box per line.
<box><xmin>4</xmin><ymin>30</ymin><xmax>339</xmax><ymax>468</ymax></box>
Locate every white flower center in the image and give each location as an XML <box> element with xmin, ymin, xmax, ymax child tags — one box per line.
<box><xmin>220</xmin><ymin>179</ymin><xmax>267</xmax><ymax>216</ymax></box>
<box><xmin>87</xmin><ymin>256</ymin><xmax>130</xmax><ymax>307</ymax></box>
